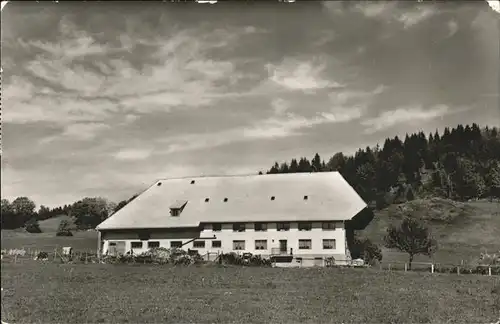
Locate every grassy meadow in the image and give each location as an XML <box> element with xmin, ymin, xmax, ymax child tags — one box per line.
<box><xmin>2</xmin><ymin>262</ymin><xmax>500</xmax><ymax>324</ymax></box>
<box><xmin>1</xmin><ymin>200</ymin><xmax>500</xmax><ymax>323</ymax></box>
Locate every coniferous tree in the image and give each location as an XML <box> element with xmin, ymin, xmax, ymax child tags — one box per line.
<box><xmin>297</xmin><ymin>157</ymin><xmax>312</xmax><ymax>173</ymax></box>
<box><xmin>279</xmin><ymin>162</ymin><xmax>290</xmax><ymax>173</ymax></box>
<box><xmin>311</xmin><ymin>153</ymin><xmax>322</xmax><ymax>172</ymax></box>
<box><xmin>289</xmin><ymin>159</ymin><xmax>299</xmax><ymax>173</ymax></box>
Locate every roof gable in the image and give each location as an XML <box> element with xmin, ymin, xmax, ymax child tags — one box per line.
<box><xmin>97</xmin><ymin>172</ymin><xmax>367</xmax><ymax>230</ymax></box>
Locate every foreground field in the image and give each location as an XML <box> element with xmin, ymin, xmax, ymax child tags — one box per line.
<box><xmin>2</xmin><ymin>263</ymin><xmax>499</xmax><ymax>323</ymax></box>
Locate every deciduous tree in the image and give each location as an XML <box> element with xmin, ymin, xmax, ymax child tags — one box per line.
<box><xmin>384</xmin><ymin>217</ymin><xmax>437</xmax><ymax>270</ymax></box>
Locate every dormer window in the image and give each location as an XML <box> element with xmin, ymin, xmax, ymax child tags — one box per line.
<box><xmin>303</xmin><ymin>195</ymin><xmax>308</xmax><ymax>200</ymax></box>
<box><xmin>169</xmin><ymin>200</ymin><xmax>188</xmax><ymax>217</ymax></box>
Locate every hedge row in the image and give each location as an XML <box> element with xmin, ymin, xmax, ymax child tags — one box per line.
<box><xmin>433</xmin><ymin>265</ymin><xmax>500</xmax><ymax>275</ymax></box>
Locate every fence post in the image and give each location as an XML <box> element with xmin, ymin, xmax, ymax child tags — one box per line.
<box><xmin>488</xmin><ymin>267</ymin><xmax>491</xmax><ymax>276</ymax></box>
<box><xmin>457</xmin><ymin>266</ymin><xmax>460</xmax><ymax>275</ymax></box>
<box><xmin>404</xmin><ymin>263</ymin><xmax>407</xmax><ymax>272</ymax></box>
<box><xmin>431</xmin><ymin>264</ymin><xmax>434</xmax><ymax>274</ymax></box>
<box><xmin>388</xmin><ymin>264</ymin><xmax>391</xmax><ymax>271</ymax></box>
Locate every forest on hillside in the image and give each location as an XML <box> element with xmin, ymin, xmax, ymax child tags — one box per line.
<box><xmin>265</xmin><ymin>123</ymin><xmax>500</xmax><ymax>209</ymax></box>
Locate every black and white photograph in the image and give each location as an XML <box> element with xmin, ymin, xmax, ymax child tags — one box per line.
<box><xmin>1</xmin><ymin>0</ymin><xmax>499</xmax><ymax>323</ymax></box>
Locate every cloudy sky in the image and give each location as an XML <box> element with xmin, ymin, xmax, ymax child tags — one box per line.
<box><xmin>1</xmin><ymin>1</ymin><xmax>499</xmax><ymax>207</ymax></box>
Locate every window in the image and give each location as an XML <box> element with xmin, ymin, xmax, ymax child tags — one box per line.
<box><xmin>148</xmin><ymin>241</ymin><xmax>160</xmax><ymax>249</ymax></box>
<box><xmin>270</xmin><ymin>196</ymin><xmax>275</xmax><ymax>201</ymax></box>
<box><xmin>254</xmin><ymin>222</ymin><xmax>267</xmax><ymax>232</ymax></box>
<box><xmin>298</xmin><ymin>239</ymin><xmax>312</xmax><ymax>250</ymax></box>
<box><xmin>255</xmin><ymin>240</ymin><xmax>268</xmax><ymax>250</ymax></box>
<box><xmin>170</xmin><ymin>209</ymin><xmax>181</xmax><ymax>216</ymax></box>
<box><xmin>212</xmin><ymin>223</ymin><xmax>222</xmax><ymax>232</ymax></box>
<box><xmin>303</xmin><ymin>195</ymin><xmax>308</xmax><ymax>200</ymax></box>
<box><xmin>223</xmin><ymin>197</ymin><xmax>228</xmax><ymax>202</ymax></box>
<box><xmin>193</xmin><ymin>241</ymin><xmax>205</xmax><ymax>248</ymax></box>
<box><xmin>212</xmin><ymin>240</ymin><xmax>222</xmax><ymax>248</ymax></box>
<box><xmin>277</xmin><ymin>222</ymin><xmax>290</xmax><ymax>231</ymax></box>
<box><xmin>170</xmin><ymin>241</ymin><xmax>182</xmax><ymax>248</ymax></box>
<box><xmin>298</xmin><ymin>222</ymin><xmax>312</xmax><ymax>231</ymax></box>
<box><xmin>205</xmin><ymin>198</ymin><xmax>210</xmax><ymax>202</ymax></box>
<box><xmin>233</xmin><ymin>223</ymin><xmax>246</xmax><ymax>232</ymax></box>
<box><xmin>131</xmin><ymin>241</ymin><xmax>143</xmax><ymax>249</ymax></box>
<box><xmin>323</xmin><ymin>239</ymin><xmax>336</xmax><ymax>250</ymax></box>
<box><xmin>191</xmin><ymin>180</ymin><xmax>195</xmax><ymax>184</ymax></box>
<box><xmin>322</xmin><ymin>222</ymin><xmax>336</xmax><ymax>230</ymax></box>
<box><xmin>233</xmin><ymin>240</ymin><xmax>245</xmax><ymax>250</ymax></box>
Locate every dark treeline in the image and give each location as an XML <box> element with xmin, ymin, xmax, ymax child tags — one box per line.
<box><xmin>1</xmin><ymin>194</ymin><xmax>139</xmax><ymax>231</ymax></box>
<box><xmin>265</xmin><ymin>124</ymin><xmax>500</xmax><ymax>208</ymax></box>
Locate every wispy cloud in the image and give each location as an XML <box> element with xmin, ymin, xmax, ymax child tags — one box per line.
<box><xmin>361</xmin><ymin>104</ymin><xmax>451</xmax><ymax>134</ymax></box>
<box><xmin>3</xmin><ymin>93</ymin><xmax>118</xmax><ymax>125</ymax></box>
<box><xmin>447</xmin><ymin>20</ymin><xmax>459</xmax><ymax>37</ymax></box>
<box><xmin>354</xmin><ymin>1</ymin><xmax>397</xmax><ymax>18</ymax></box>
<box><xmin>271</xmin><ymin>98</ymin><xmax>290</xmax><ymax>115</ymax></box>
<box><xmin>397</xmin><ymin>6</ymin><xmax>436</xmax><ymax>29</ymax></box>
<box><xmin>329</xmin><ymin>85</ymin><xmax>386</xmax><ymax>106</ymax></box>
<box><xmin>266</xmin><ymin>58</ymin><xmax>344</xmax><ymax>92</ymax></box>
<box><xmin>40</xmin><ymin>122</ymin><xmax>111</xmax><ymax>143</ymax></box>
<box><xmin>62</xmin><ymin>122</ymin><xmax>110</xmax><ymax>141</ymax></box>
<box><xmin>7</xmin><ymin>23</ymin><xmax>259</xmax><ymax>131</ymax></box>
<box><xmin>158</xmin><ymin>105</ymin><xmax>364</xmax><ymax>155</ymax></box>
<box><xmin>113</xmin><ymin>148</ymin><xmax>153</xmax><ymax>161</ymax></box>
<box><xmin>353</xmin><ymin>2</ymin><xmax>436</xmax><ymax>29</ymax></box>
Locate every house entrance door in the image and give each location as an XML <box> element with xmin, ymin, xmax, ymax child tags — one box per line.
<box><xmin>279</xmin><ymin>240</ymin><xmax>287</xmax><ymax>253</ymax></box>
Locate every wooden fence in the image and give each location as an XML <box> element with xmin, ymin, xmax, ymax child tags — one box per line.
<box><xmin>2</xmin><ymin>247</ymin><xmax>499</xmax><ymax>276</ymax></box>
<box><xmin>378</xmin><ymin>260</ymin><xmax>500</xmax><ymax>276</ymax></box>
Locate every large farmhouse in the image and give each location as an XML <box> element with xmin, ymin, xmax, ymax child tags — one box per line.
<box><xmin>96</xmin><ymin>172</ymin><xmax>367</xmax><ymax>267</ymax></box>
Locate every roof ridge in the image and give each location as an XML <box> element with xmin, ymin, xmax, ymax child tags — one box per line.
<box><xmin>155</xmin><ymin>171</ymin><xmax>339</xmax><ymax>182</ymax></box>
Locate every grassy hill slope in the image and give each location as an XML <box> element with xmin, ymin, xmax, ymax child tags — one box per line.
<box><xmin>359</xmin><ymin>199</ymin><xmax>500</xmax><ymax>264</ymax></box>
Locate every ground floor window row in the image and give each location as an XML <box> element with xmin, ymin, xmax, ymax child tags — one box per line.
<box><xmin>128</xmin><ymin>239</ymin><xmax>336</xmax><ymax>250</ymax></box>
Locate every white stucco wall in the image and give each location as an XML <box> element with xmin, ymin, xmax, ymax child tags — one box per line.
<box><xmin>100</xmin><ymin>221</ymin><xmax>348</xmax><ymax>261</ymax></box>
<box><xmin>200</xmin><ymin>221</ymin><xmax>347</xmax><ymax>257</ymax></box>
